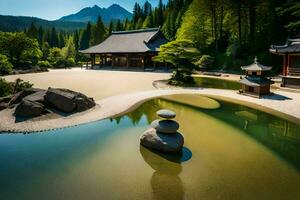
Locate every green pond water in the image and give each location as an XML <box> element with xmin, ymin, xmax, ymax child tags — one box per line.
<box><xmin>1</xmin><ymin>94</ymin><xmax>300</xmax><ymax>200</ymax></box>
<box><xmin>193</xmin><ymin>76</ymin><xmax>240</xmax><ymax>90</ymax></box>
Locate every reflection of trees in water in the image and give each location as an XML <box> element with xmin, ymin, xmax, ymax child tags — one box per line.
<box><xmin>224</xmin><ymin>105</ymin><xmax>300</xmax><ymax>170</ymax></box>
<box><xmin>140</xmin><ymin>146</ymin><xmax>192</xmax><ymax>200</ymax></box>
<box><xmin>119</xmin><ymin>96</ymin><xmax>300</xmax><ymax>171</ymax></box>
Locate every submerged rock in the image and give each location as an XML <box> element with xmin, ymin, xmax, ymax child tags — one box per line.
<box><xmin>140</xmin><ymin>128</ymin><xmax>184</xmax><ymax>154</ymax></box>
<box><xmin>15</xmin><ymin>100</ymin><xmax>45</xmax><ymax>117</ymax></box>
<box><xmin>151</xmin><ymin>119</ymin><xmax>179</xmax><ymax>134</ymax></box>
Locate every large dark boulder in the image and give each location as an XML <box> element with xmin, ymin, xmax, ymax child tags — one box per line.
<box><xmin>24</xmin><ymin>90</ymin><xmax>47</xmax><ymax>104</ymax></box>
<box><xmin>45</xmin><ymin>88</ymin><xmax>95</xmax><ymax>113</ymax></box>
<box><xmin>76</xmin><ymin>96</ymin><xmax>96</xmax><ymax>112</ymax></box>
<box><xmin>45</xmin><ymin>88</ymin><xmax>76</xmax><ymax>113</ymax></box>
<box><xmin>15</xmin><ymin>100</ymin><xmax>45</xmax><ymax>117</ymax></box>
<box><xmin>9</xmin><ymin>88</ymin><xmax>42</xmax><ymax>106</ymax></box>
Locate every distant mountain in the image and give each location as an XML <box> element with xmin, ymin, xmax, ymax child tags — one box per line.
<box><xmin>0</xmin><ymin>15</ymin><xmax>87</xmax><ymax>32</ymax></box>
<box><xmin>59</xmin><ymin>4</ymin><xmax>133</xmax><ymax>24</ymax></box>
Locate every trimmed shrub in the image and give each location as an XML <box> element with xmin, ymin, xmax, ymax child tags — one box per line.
<box><xmin>0</xmin><ymin>78</ymin><xmax>13</xmax><ymax>97</ymax></box>
<box><xmin>37</xmin><ymin>60</ymin><xmax>52</xmax><ymax>69</ymax></box>
<box><xmin>194</xmin><ymin>55</ymin><xmax>214</xmax><ymax>69</ymax></box>
<box><xmin>0</xmin><ymin>54</ymin><xmax>13</xmax><ymax>75</ymax></box>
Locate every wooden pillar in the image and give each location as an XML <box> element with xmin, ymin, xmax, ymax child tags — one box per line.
<box><xmin>287</xmin><ymin>54</ymin><xmax>290</xmax><ymax>76</ymax></box>
<box><xmin>142</xmin><ymin>55</ymin><xmax>145</xmax><ymax>70</ymax></box>
<box><xmin>112</xmin><ymin>54</ymin><xmax>115</xmax><ymax>67</ymax></box>
<box><xmin>91</xmin><ymin>54</ymin><xmax>95</xmax><ymax>69</ymax></box>
<box><xmin>126</xmin><ymin>54</ymin><xmax>129</xmax><ymax>68</ymax></box>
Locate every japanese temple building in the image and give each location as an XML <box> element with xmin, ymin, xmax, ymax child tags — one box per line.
<box><xmin>270</xmin><ymin>38</ymin><xmax>300</xmax><ymax>88</ymax></box>
<box><xmin>239</xmin><ymin>57</ymin><xmax>274</xmax><ymax>97</ymax></box>
<box><xmin>80</xmin><ymin>28</ymin><xmax>168</xmax><ymax>69</ymax></box>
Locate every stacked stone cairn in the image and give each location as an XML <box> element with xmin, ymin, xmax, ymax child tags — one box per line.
<box><xmin>140</xmin><ymin>109</ymin><xmax>184</xmax><ymax>154</ymax></box>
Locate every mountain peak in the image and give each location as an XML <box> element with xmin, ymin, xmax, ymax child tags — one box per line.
<box><xmin>92</xmin><ymin>5</ymin><xmax>100</xmax><ymax>9</ymax></box>
<box><xmin>108</xmin><ymin>4</ymin><xmax>122</xmax><ymax>9</ymax></box>
<box><xmin>59</xmin><ymin>4</ymin><xmax>132</xmax><ymax>24</ymax></box>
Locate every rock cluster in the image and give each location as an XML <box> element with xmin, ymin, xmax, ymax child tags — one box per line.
<box><xmin>140</xmin><ymin>109</ymin><xmax>184</xmax><ymax>154</ymax></box>
<box><xmin>0</xmin><ymin>87</ymin><xmax>96</xmax><ymax>118</ymax></box>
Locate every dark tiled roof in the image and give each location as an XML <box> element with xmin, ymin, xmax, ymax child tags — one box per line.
<box><xmin>80</xmin><ymin>28</ymin><xmax>168</xmax><ymax>54</ymax></box>
<box><xmin>239</xmin><ymin>76</ymin><xmax>274</xmax><ymax>86</ymax></box>
<box><xmin>241</xmin><ymin>57</ymin><xmax>272</xmax><ymax>71</ymax></box>
<box><xmin>270</xmin><ymin>38</ymin><xmax>300</xmax><ymax>54</ymax></box>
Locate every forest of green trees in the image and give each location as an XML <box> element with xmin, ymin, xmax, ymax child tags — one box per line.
<box><xmin>0</xmin><ymin>0</ymin><xmax>299</xmax><ymax>76</ymax></box>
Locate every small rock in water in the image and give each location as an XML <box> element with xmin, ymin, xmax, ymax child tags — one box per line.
<box><xmin>151</xmin><ymin>119</ymin><xmax>179</xmax><ymax>134</ymax></box>
<box><xmin>157</xmin><ymin>109</ymin><xmax>176</xmax><ymax>119</ymax></box>
<box><xmin>140</xmin><ymin>128</ymin><xmax>184</xmax><ymax>154</ymax></box>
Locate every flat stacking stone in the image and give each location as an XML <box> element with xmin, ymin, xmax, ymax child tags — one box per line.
<box><xmin>157</xmin><ymin>109</ymin><xmax>176</xmax><ymax>119</ymax></box>
<box><xmin>140</xmin><ymin>128</ymin><xmax>184</xmax><ymax>154</ymax></box>
<box><xmin>151</xmin><ymin>119</ymin><xmax>179</xmax><ymax>134</ymax></box>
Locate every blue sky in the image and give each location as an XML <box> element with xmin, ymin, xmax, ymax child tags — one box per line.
<box><xmin>0</xmin><ymin>0</ymin><xmax>164</xmax><ymax>20</ymax></box>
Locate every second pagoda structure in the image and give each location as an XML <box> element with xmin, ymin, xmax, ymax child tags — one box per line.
<box><xmin>239</xmin><ymin>57</ymin><xmax>274</xmax><ymax>97</ymax></box>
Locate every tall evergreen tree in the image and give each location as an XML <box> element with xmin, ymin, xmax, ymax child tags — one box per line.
<box><xmin>115</xmin><ymin>20</ymin><xmax>124</xmax><ymax>31</ymax></box>
<box><xmin>79</xmin><ymin>22</ymin><xmax>91</xmax><ymax>50</ymax></box>
<box><xmin>73</xmin><ymin>30</ymin><xmax>79</xmax><ymax>50</ymax></box>
<box><xmin>27</xmin><ymin>22</ymin><xmax>38</xmax><ymax>39</ymax></box>
<box><xmin>133</xmin><ymin>3</ymin><xmax>143</xmax><ymax>24</ymax></box>
<box><xmin>108</xmin><ymin>21</ymin><xmax>114</xmax><ymax>34</ymax></box>
<box><xmin>143</xmin><ymin>1</ymin><xmax>152</xmax><ymax>18</ymax></box>
<box><xmin>50</xmin><ymin>27</ymin><xmax>59</xmax><ymax>47</ymax></box>
<box><xmin>58</xmin><ymin>32</ymin><xmax>65</xmax><ymax>48</ymax></box>
<box><xmin>157</xmin><ymin>0</ymin><xmax>164</xmax><ymax>26</ymax></box>
<box><xmin>37</xmin><ymin>26</ymin><xmax>44</xmax><ymax>45</ymax></box>
<box><xmin>90</xmin><ymin>17</ymin><xmax>107</xmax><ymax>46</ymax></box>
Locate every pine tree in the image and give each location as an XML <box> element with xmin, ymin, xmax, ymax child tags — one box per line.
<box><xmin>50</xmin><ymin>27</ymin><xmax>59</xmax><ymax>47</ymax></box>
<box><xmin>115</xmin><ymin>20</ymin><xmax>124</xmax><ymax>31</ymax></box>
<box><xmin>108</xmin><ymin>21</ymin><xmax>114</xmax><ymax>34</ymax></box>
<box><xmin>133</xmin><ymin>3</ymin><xmax>142</xmax><ymax>24</ymax></box>
<box><xmin>143</xmin><ymin>14</ymin><xmax>154</xmax><ymax>28</ymax></box>
<box><xmin>58</xmin><ymin>32</ymin><xmax>65</xmax><ymax>48</ymax></box>
<box><xmin>157</xmin><ymin>0</ymin><xmax>164</xmax><ymax>26</ymax></box>
<box><xmin>73</xmin><ymin>30</ymin><xmax>79</xmax><ymax>50</ymax></box>
<box><xmin>37</xmin><ymin>26</ymin><xmax>44</xmax><ymax>45</ymax></box>
<box><xmin>79</xmin><ymin>22</ymin><xmax>91</xmax><ymax>50</ymax></box>
<box><xmin>27</xmin><ymin>22</ymin><xmax>38</xmax><ymax>39</ymax></box>
<box><xmin>90</xmin><ymin>17</ymin><xmax>107</xmax><ymax>46</ymax></box>
<box><xmin>143</xmin><ymin>1</ymin><xmax>152</xmax><ymax>18</ymax></box>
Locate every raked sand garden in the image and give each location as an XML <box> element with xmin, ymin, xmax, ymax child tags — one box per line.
<box><xmin>4</xmin><ymin>68</ymin><xmax>170</xmax><ymax>101</ymax></box>
<box><xmin>1</xmin><ymin>68</ymin><xmax>300</xmax><ymax>132</ymax></box>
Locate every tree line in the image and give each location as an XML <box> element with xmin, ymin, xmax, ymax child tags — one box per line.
<box><xmin>0</xmin><ymin>0</ymin><xmax>299</xmax><ymax>77</ymax></box>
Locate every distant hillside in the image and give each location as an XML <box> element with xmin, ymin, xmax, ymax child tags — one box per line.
<box><xmin>0</xmin><ymin>15</ymin><xmax>87</xmax><ymax>32</ymax></box>
<box><xmin>59</xmin><ymin>4</ymin><xmax>132</xmax><ymax>24</ymax></box>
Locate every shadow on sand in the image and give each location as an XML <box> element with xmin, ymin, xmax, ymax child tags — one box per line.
<box><xmin>262</xmin><ymin>93</ymin><xmax>292</xmax><ymax>101</ymax></box>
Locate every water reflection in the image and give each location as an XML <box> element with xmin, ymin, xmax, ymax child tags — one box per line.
<box><xmin>119</xmin><ymin>95</ymin><xmax>300</xmax><ymax>170</ymax></box>
<box><xmin>140</xmin><ymin>146</ymin><xmax>186</xmax><ymax>200</ymax></box>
